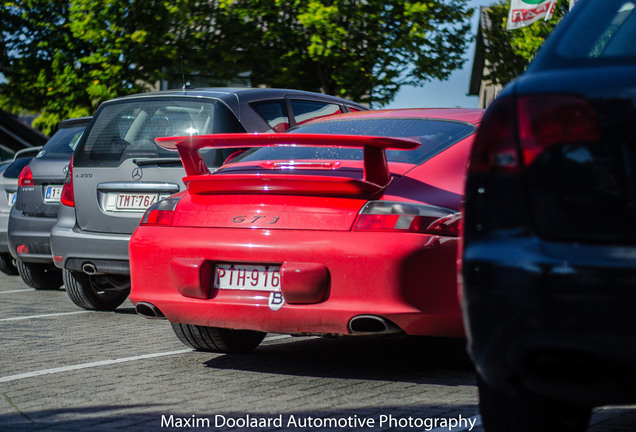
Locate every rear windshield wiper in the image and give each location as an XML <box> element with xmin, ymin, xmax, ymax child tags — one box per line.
<box><xmin>132</xmin><ymin>158</ymin><xmax>183</xmax><ymax>167</ymax></box>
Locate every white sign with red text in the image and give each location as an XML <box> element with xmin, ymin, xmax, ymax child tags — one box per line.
<box><xmin>507</xmin><ymin>0</ymin><xmax>558</xmax><ymax>29</ymax></box>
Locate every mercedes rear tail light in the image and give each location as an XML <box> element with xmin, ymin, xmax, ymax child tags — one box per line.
<box><xmin>353</xmin><ymin>201</ymin><xmax>461</xmax><ymax>236</ymax></box>
<box><xmin>60</xmin><ymin>157</ymin><xmax>75</xmax><ymax>207</ymax></box>
<box><xmin>17</xmin><ymin>166</ymin><xmax>34</xmax><ymax>187</ymax></box>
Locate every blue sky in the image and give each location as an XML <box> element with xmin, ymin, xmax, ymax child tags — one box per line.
<box><xmin>1</xmin><ymin>0</ymin><xmax>497</xmax><ymax>108</ymax></box>
<box><xmin>385</xmin><ymin>0</ymin><xmax>497</xmax><ymax>109</ymax></box>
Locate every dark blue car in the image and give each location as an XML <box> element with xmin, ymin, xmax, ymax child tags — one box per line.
<box><xmin>462</xmin><ymin>1</ymin><xmax>636</xmax><ymax>431</ymax></box>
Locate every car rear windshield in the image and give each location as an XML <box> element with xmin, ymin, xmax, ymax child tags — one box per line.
<box><xmin>232</xmin><ymin>118</ymin><xmax>476</xmax><ymax>165</ymax></box>
<box><xmin>36</xmin><ymin>124</ymin><xmax>87</xmax><ymax>159</ymax></box>
<box><xmin>74</xmin><ymin>97</ymin><xmax>245</xmax><ymax>167</ymax></box>
<box><xmin>2</xmin><ymin>157</ymin><xmax>32</xmax><ymax>178</ymax></box>
<box><xmin>544</xmin><ymin>1</ymin><xmax>636</xmax><ymax>64</ymax></box>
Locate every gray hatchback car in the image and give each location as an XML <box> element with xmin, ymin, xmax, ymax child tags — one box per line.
<box><xmin>50</xmin><ymin>87</ymin><xmax>366</xmax><ymax>311</ymax></box>
<box><xmin>0</xmin><ymin>147</ymin><xmax>43</xmax><ymax>276</ymax></box>
<box><xmin>8</xmin><ymin>117</ymin><xmax>91</xmax><ymax>289</ymax></box>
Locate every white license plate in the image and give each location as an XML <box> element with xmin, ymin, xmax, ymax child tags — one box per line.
<box><xmin>214</xmin><ymin>264</ymin><xmax>281</xmax><ymax>291</ymax></box>
<box><xmin>8</xmin><ymin>192</ymin><xmax>16</xmax><ymax>206</ymax></box>
<box><xmin>44</xmin><ymin>185</ymin><xmax>63</xmax><ymax>203</ymax></box>
<box><xmin>115</xmin><ymin>193</ymin><xmax>160</xmax><ymax>210</ymax></box>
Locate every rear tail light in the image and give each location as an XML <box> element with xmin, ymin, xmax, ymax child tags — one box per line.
<box><xmin>468</xmin><ymin>97</ymin><xmax>519</xmax><ymax>173</ymax></box>
<box><xmin>353</xmin><ymin>201</ymin><xmax>461</xmax><ymax>236</ymax></box>
<box><xmin>140</xmin><ymin>197</ymin><xmax>181</xmax><ymax>226</ymax></box>
<box><xmin>17</xmin><ymin>166</ymin><xmax>34</xmax><ymax>187</ymax></box>
<box><xmin>60</xmin><ymin>157</ymin><xmax>74</xmax><ymax>207</ymax></box>
<box><xmin>518</xmin><ymin>95</ymin><xmax>599</xmax><ymax>166</ymax></box>
<box><xmin>468</xmin><ymin>95</ymin><xmax>599</xmax><ymax>173</ymax></box>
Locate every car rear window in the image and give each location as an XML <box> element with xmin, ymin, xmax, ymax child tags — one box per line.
<box><xmin>549</xmin><ymin>1</ymin><xmax>636</xmax><ymax>62</ymax></box>
<box><xmin>251</xmin><ymin>99</ymin><xmax>345</xmax><ymax>132</ymax></box>
<box><xmin>291</xmin><ymin>100</ymin><xmax>343</xmax><ymax>126</ymax></box>
<box><xmin>232</xmin><ymin>118</ymin><xmax>476</xmax><ymax>165</ymax></box>
<box><xmin>3</xmin><ymin>157</ymin><xmax>32</xmax><ymax>178</ymax></box>
<box><xmin>74</xmin><ymin>98</ymin><xmax>245</xmax><ymax>167</ymax></box>
<box><xmin>36</xmin><ymin>125</ymin><xmax>87</xmax><ymax>159</ymax></box>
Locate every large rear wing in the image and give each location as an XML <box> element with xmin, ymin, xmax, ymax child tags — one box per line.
<box><xmin>155</xmin><ymin>133</ymin><xmax>420</xmax><ymax>197</ymax></box>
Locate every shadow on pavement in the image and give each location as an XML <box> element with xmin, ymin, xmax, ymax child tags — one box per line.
<box><xmin>203</xmin><ymin>335</ymin><xmax>475</xmax><ymax>385</ymax></box>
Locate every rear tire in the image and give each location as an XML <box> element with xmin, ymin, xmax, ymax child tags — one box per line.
<box><xmin>63</xmin><ymin>269</ymin><xmax>129</xmax><ymax>311</ymax></box>
<box><xmin>477</xmin><ymin>375</ymin><xmax>591</xmax><ymax>432</ymax></box>
<box><xmin>16</xmin><ymin>260</ymin><xmax>63</xmax><ymax>290</ymax></box>
<box><xmin>172</xmin><ymin>323</ymin><xmax>265</xmax><ymax>353</ymax></box>
<box><xmin>0</xmin><ymin>253</ymin><xmax>18</xmax><ymax>276</ymax></box>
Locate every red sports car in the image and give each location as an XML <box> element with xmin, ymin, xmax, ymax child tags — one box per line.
<box><xmin>129</xmin><ymin>109</ymin><xmax>483</xmax><ymax>353</ymax></box>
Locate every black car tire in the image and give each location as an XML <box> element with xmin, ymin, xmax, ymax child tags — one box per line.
<box><xmin>0</xmin><ymin>253</ymin><xmax>18</xmax><ymax>276</ymax></box>
<box><xmin>477</xmin><ymin>375</ymin><xmax>592</xmax><ymax>432</ymax></box>
<box><xmin>16</xmin><ymin>260</ymin><xmax>63</xmax><ymax>290</ymax></box>
<box><xmin>171</xmin><ymin>323</ymin><xmax>266</xmax><ymax>353</ymax></box>
<box><xmin>63</xmin><ymin>269</ymin><xmax>129</xmax><ymax>311</ymax></box>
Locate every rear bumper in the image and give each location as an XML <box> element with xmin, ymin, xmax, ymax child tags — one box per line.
<box><xmin>50</xmin><ymin>205</ymin><xmax>131</xmax><ymax>274</ymax></box>
<box><xmin>7</xmin><ymin>208</ymin><xmax>57</xmax><ymax>263</ymax></box>
<box><xmin>129</xmin><ymin>226</ymin><xmax>464</xmax><ymax>338</ymax></box>
<box><xmin>462</xmin><ymin>236</ymin><xmax>636</xmax><ymax>406</ymax></box>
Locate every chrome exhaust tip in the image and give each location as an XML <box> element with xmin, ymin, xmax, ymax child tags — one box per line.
<box><xmin>81</xmin><ymin>262</ymin><xmax>98</xmax><ymax>275</ymax></box>
<box><xmin>348</xmin><ymin>315</ymin><xmax>402</xmax><ymax>335</ymax></box>
<box><xmin>134</xmin><ymin>302</ymin><xmax>166</xmax><ymax>320</ymax></box>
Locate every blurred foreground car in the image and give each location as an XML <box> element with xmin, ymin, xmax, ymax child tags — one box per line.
<box><xmin>0</xmin><ymin>147</ymin><xmax>43</xmax><ymax>275</ymax></box>
<box><xmin>129</xmin><ymin>108</ymin><xmax>483</xmax><ymax>353</ymax></box>
<box><xmin>9</xmin><ymin>117</ymin><xmax>90</xmax><ymax>289</ymax></box>
<box><xmin>461</xmin><ymin>1</ymin><xmax>636</xmax><ymax>431</ymax></box>
<box><xmin>50</xmin><ymin>88</ymin><xmax>366</xmax><ymax>310</ymax></box>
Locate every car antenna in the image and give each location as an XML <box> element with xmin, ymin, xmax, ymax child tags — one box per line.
<box><xmin>181</xmin><ymin>56</ymin><xmax>194</xmax><ymax>91</ymax></box>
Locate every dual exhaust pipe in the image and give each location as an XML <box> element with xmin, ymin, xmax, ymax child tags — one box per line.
<box><xmin>135</xmin><ymin>303</ymin><xmax>399</xmax><ymax>333</ymax></box>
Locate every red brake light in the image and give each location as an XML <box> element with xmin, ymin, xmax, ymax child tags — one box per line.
<box><xmin>140</xmin><ymin>197</ymin><xmax>181</xmax><ymax>226</ymax></box>
<box><xmin>353</xmin><ymin>201</ymin><xmax>461</xmax><ymax>236</ymax></box>
<box><xmin>18</xmin><ymin>166</ymin><xmax>34</xmax><ymax>187</ymax></box>
<box><xmin>469</xmin><ymin>95</ymin><xmax>599</xmax><ymax>173</ymax></box>
<box><xmin>468</xmin><ymin>97</ymin><xmax>519</xmax><ymax>173</ymax></box>
<box><xmin>141</xmin><ymin>209</ymin><xmax>174</xmax><ymax>226</ymax></box>
<box><xmin>518</xmin><ymin>95</ymin><xmax>599</xmax><ymax>166</ymax></box>
<box><xmin>60</xmin><ymin>157</ymin><xmax>74</xmax><ymax>207</ymax></box>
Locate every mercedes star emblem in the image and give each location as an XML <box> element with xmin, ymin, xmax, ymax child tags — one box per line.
<box><xmin>132</xmin><ymin>167</ymin><xmax>143</xmax><ymax>181</ymax></box>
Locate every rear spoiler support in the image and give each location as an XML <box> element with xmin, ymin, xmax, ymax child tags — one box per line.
<box><xmin>155</xmin><ymin>133</ymin><xmax>420</xmax><ymax>194</ymax></box>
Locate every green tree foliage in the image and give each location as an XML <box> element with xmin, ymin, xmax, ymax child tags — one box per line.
<box><xmin>219</xmin><ymin>0</ymin><xmax>473</xmax><ymax>105</ymax></box>
<box><xmin>0</xmin><ymin>0</ymin><xmax>237</xmax><ymax>133</ymax></box>
<box><xmin>1</xmin><ymin>0</ymin><xmax>473</xmax><ymax>133</ymax></box>
<box><xmin>481</xmin><ymin>0</ymin><xmax>568</xmax><ymax>87</ymax></box>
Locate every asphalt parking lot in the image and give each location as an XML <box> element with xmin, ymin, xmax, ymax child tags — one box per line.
<box><xmin>1</xmin><ymin>271</ymin><xmax>635</xmax><ymax>432</ymax></box>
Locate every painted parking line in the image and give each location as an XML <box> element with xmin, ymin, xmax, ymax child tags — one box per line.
<box><xmin>0</xmin><ymin>288</ymin><xmax>35</xmax><ymax>294</ymax></box>
<box><xmin>0</xmin><ymin>311</ymin><xmax>92</xmax><ymax>322</ymax></box>
<box><xmin>0</xmin><ymin>349</ymin><xmax>192</xmax><ymax>383</ymax></box>
<box><xmin>0</xmin><ymin>334</ymin><xmax>295</xmax><ymax>383</ymax></box>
